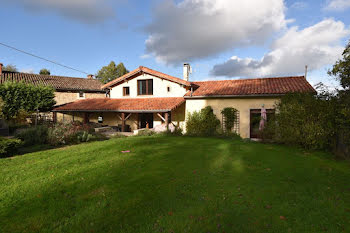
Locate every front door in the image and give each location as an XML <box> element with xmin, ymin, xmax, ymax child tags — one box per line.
<box><xmin>140</xmin><ymin>113</ymin><xmax>153</xmax><ymax>128</ymax></box>
<box><xmin>250</xmin><ymin>109</ymin><xmax>275</xmax><ymax>138</ymax></box>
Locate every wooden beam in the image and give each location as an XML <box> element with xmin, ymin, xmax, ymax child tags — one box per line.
<box><xmin>157</xmin><ymin>113</ymin><xmax>165</xmax><ymax>122</ymax></box>
<box><xmin>125</xmin><ymin>113</ymin><xmax>132</xmax><ymax>121</ymax></box>
<box><xmin>117</xmin><ymin>114</ymin><xmax>122</xmax><ymax>120</ymax></box>
<box><xmin>121</xmin><ymin>112</ymin><xmax>125</xmax><ymax>132</ymax></box>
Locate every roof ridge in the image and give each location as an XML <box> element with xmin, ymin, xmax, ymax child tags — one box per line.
<box><xmin>192</xmin><ymin>76</ymin><xmax>305</xmax><ymax>83</ymax></box>
<box><xmin>102</xmin><ymin>66</ymin><xmax>191</xmax><ymax>88</ymax></box>
<box><xmin>2</xmin><ymin>71</ymin><xmax>100</xmax><ymax>81</ymax></box>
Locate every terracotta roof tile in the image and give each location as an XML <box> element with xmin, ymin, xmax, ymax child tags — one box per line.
<box><xmin>0</xmin><ymin>71</ymin><xmax>104</xmax><ymax>92</ymax></box>
<box><xmin>186</xmin><ymin>76</ymin><xmax>316</xmax><ymax>97</ymax></box>
<box><xmin>53</xmin><ymin>97</ymin><xmax>185</xmax><ymax>112</ymax></box>
<box><xmin>102</xmin><ymin>66</ymin><xmax>191</xmax><ymax>88</ymax></box>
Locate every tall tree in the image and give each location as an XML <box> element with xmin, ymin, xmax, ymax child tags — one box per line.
<box><xmin>39</xmin><ymin>68</ymin><xmax>50</xmax><ymax>75</ymax></box>
<box><xmin>96</xmin><ymin>61</ymin><xmax>129</xmax><ymax>84</ymax></box>
<box><xmin>2</xmin><ymin>64</ymin><xmax>18</xmax><ymax>72</ymax></box>
<box><xmin>328</xmin><ymin>40</ymin><xmax>350</xmax><ymax>90</ymax></box>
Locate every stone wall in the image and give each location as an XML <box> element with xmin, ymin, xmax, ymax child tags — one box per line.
<box><xmin>55</xmin><ymin>91</ymin><xmax>106</xmax><ymax>106</ymax></box>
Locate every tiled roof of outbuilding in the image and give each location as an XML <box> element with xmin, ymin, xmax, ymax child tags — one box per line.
<box><xmin>186</xmin><ymin>76</ymin><xmax>316</xmax><ymax>97</ymax></box>
<box><xmin>0</xmin><ymin>71</ymin><xmax>105</xmax><ymax>92</ymax></box>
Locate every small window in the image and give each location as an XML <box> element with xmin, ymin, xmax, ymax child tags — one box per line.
<box><xmin>78</xmin><ymin>91</ymin><xmax>85</xmax><ymax>99</ymax></box>
<box><xmin>137</xmin><ymin>79</ymin><xmax>153</xmax><ymax>95</ymax></box>
<box><xmin>167</xmin><ymin>86</ymin><xmax>171</xmax><ymax>92</ymax></box>
<box><xmin>123</xmin><ymin>87</ymin><xmax>130</xmax><ymax>96</ymax></box>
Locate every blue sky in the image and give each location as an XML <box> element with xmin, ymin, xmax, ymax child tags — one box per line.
<box><xmin>0</xmin><ymin>0</ymin><xmax>349</xmax><ymax>88</ymax></box>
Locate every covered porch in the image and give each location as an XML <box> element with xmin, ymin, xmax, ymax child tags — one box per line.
<box><xmin>52</xmin><ymin>97</ymin><xmax>186</xmax><ymax>133</ymax></box>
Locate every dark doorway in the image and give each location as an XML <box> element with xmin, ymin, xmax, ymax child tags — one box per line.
<box><xmin>140</xmin><ymin>113</ymin><xmax>154</xmax><ymax>128</ymax></box>
<box><xmin>250</xmin><ymin>109</ymin><xmax>275</xmax><ymax>138</ymax></box>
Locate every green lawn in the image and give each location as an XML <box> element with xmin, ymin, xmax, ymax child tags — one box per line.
<box><xmin>1</xmin><ymin>136</ymin><xmax>350</xmax><ymax>233</ymax></box>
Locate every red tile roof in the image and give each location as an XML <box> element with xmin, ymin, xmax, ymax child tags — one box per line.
<box><xmin>102</xmin><ymin>66</ymin><xmax>191</xmax><ymax>89</ymax></box>
<box><xmin>0</xmin><ymin>71</ymin><xmax>104</xmax><ymax>92</ymax></box>
<box><xmin>53</xmin><ymin>97</ymin><xmax>185</xmax><ymax>112</ymax></box>
<box><xmin>186</xmin><ymin>76</ymin><xmax>316</xmax><ymax>97</ymax></box>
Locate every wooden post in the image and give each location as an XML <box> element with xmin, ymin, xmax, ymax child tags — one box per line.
<box><xmin>84</xmin><ymin>113</ymin><xmax>89</xmax><ymax>124</ymax></box>
<box><xmin>137</xmin><ymin>113</ymin><xmax>140</xmax><ymax>129</ymax></box>
<box><xmin>165</xmin><ymin>112</ymin><xmax>169</xmax><ymax>130</ymax></box>
<box><xmin>121</xmin><ymin>112</ymin><xmax>125</xmax><ymax>132</ymax></box>
<box><xmin>53</xmin><ymin>112</ymin><xmax>57</xmax><ymax>124</ymax></box>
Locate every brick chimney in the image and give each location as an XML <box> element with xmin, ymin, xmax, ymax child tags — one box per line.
<box><xmin>0</xmin><ymin>63</ymin><xmax>3</xmax><ymax>75</ymax></box>
<box><xmin>87</xmin><ymin>74</ymin><xmax>94</xmax><ymax>79</ymax></box>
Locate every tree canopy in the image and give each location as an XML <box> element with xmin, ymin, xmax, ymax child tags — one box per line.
<box><xmin>328</xmin><ymin>40</ymin><xmax>350</xmax><ymax>90</ymax></box>
<box><xmin>96</xmin><ymin>62</ymin><xmax>129</xmax><ymax>84</ymax></box>
<box><xmin>39</xmin><ymin>68</ymin><xmax>51</xmax><ymax>75</ymax></box>
<box><xmin>2</xmin><ymin>64</ymin><xmax>18</xmax><ymax>72</ymax></box>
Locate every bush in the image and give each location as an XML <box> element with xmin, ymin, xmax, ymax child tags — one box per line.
<box><xmin>15</xmin><ymin>126</ymin><xmax>48</xmax><ymax>146</ymax></box>
<box><xmin>264</xmin><ymin>93</ymin><xmax>337</xmax><ymax>150</ymax></box>
<box><xmin>137</xmin><ymin>129</ymin><xmax>155</xmax><ymax>136</ymax></box>
<box><xmin>0</xmin><ymin>137</ymin><xmax>23</xmax><ymax>157</ymax></box>
<box><xmin>160</xmin><ymin>126</ymin><xmax>183</xmax><ymax>136</ymax></box>
<box><xmin>186</xmin><ymin>106</ymin><xmax>220</xmax><ymax>136</ymax></box>
<box><xmin>47</xmin><ymin>122</ymin><xmax>104</xmax><ymax>146</ymax></box>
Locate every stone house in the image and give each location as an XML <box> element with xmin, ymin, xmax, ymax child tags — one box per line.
<box><xmin>0</xmin><ymin>63</ymin><xmax>106</xmax><ymax>121</ymax></box>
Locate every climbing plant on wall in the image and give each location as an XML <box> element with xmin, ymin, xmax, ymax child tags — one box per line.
<box><xmin>221</xmin><ymin>107</ymin><xmax>238</xmax><ymax>132</ymax></box>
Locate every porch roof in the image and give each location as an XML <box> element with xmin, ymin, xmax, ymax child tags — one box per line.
<box><xmin>53</xmin><ymin>97</ymin><xmax>185</xmax><ymax>113</ymax></box>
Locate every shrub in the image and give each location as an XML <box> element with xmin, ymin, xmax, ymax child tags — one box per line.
<box><xmin>160</xmin><ymin>126</ymin><xmax>183</xmax><ymax>136</ymax></box>
<box><xmin>137</xmin><ymin>129</ymin><xmax>155</xmax><ymax>136</ymax></box>
<box><xmin>264</xmin><ymin>93</ymin><xmax>337</xmax><ymax>150</ymax></box>
<box><xmin>76</xmin><ymin>131</ymin><xmax>93</xmax><ymax>143</ymax></box>
<box><xmin>186</xmin><ymin>106</ymin><xmax>220</xmax><ymax>136</ymax></box>
<box><xmin>0</xmin><ymin>137</ymin><xmax>23</xmax><ymax>157</ymax></box>
<box><xmin>47</xmin><ymin>122</ymin><xmax>104</xmax><ymax>146</ymax></box>
<box><xmin>15</xmin><ymin>126</ymin><xmax>48</xmax><ymax>146</ymax></box>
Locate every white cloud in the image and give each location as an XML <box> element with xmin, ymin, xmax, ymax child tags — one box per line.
<box><xmin>290</xmin><ymin>1</ymin><xmax>308</xmax><ymax>9</ymax></box>
<box><xmin>20</xmin><ymin>68</ymin><xmax>34</xmax><ymax>74</ymax></box>
<box><xmin>145</xmin><ymin>0</ymin><xmax>287</xmax><ymax>65</ymax></box>
<box><xmin>1</xmin><ymin>0</ymin><xmax>115</xmax><ymax>23</ymax></box>
<box><xmin>211</xmin><ymin>19</ymin><xmax>350</xmax><ymax>77</ymax></box>
<box><xmin>324</xmin><ymin>0</ymin><xmax>350</xmax><ymax>11</ymax></box>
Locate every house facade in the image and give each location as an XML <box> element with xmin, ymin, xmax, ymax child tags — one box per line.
<box><xmin>53</xmin><ymin>65</ymin><xmax>316</xmax><ymax>138</ymax></box>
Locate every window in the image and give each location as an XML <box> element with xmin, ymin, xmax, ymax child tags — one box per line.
<box><xmin>137</xmin><ymin>79</ymin><xmax>153</xmax><ymax>95</ymax></box>
<box><xmin>167</xmin><ymin>86</ymin><xmax>171</xmax><ymax>92</ymax></box>
<box><xmin>123</xmin><ymin>87</ymin><xmax>130</xmax><ymax>96</ymax></box>
<box><xmin>78</xmin><ymin>91</ymin><xmax>85</xmax><ymax>99</ymax></box>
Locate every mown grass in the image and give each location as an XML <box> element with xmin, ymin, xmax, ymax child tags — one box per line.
<box><xmin>0</xmin><ymin>136</ymin><xmax>349</xmax><ymax>233</ymax></box>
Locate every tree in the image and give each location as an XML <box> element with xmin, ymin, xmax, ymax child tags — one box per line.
<box><xmin>39</xmin><ymin>68</ymin><xmax>50</xmax><ymax>75</ymax></box>
<box><xmin>0</xmin><ymin>82</ymin><xmax>56</xmax><ymax>121</ymax></box>
<box><xmin>2</xmin><ymin>64</ymin><xmax>18</xmax><ymax>72</ymax></box>
<box><xmin>328</xmin><ymin>40</ymin><xmax>350</xmax><ymax>90</ymax></box>
<box><xmin>96</xmin><ymin>61</ymin><xmax>129</xmax><ymax>84</ymax></box>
